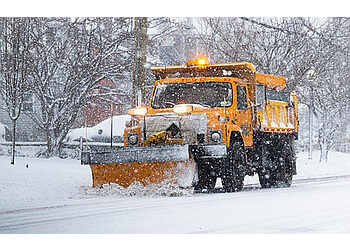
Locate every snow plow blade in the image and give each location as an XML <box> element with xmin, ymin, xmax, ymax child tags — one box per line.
<box><xmin>81</xmin><ymin>145</ymin><xmax>196</xmax><ymax>188</ymax></box>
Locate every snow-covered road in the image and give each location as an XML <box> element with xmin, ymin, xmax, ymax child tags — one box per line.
<box><xmin>1</xmin><ymin>175</ymin><xmax>350</xmax><ymax>233</ymax></box>
<box><xmin>1</xmin><ymin>151</ymin><xmax>350</xmax><ymax>234</ymax></box>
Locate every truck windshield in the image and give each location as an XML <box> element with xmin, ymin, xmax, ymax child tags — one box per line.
<box><xmin>151</xmin><ymin>81</ymin><xmax>232</xmax><ymax>109</ymax></box>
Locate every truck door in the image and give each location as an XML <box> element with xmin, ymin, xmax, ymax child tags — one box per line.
<box><xmin>235</xmin><ymin>84</ymin><xmax>253</xmax><ymax>146</ymax></box>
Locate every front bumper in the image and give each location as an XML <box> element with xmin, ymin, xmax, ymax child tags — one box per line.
<box><xmin>189</xmin><ymin>144</ymin><xmax>227</xmax><ymax>161</ymax></box>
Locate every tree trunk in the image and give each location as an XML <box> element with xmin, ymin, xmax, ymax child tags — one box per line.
<box><xmin>11</xmin><ymin>119</ymin><xmax>16</xmax><ymax>165</ymax></box>
<box><xmin>319</xmin><ymin>146</ymin><xmax>328</xmax><ymax>162</ymax></box>
<box><xmin>41</xmin><ymin>129</ymin><xmax>65</xmax><ymax>158</ymax></box>
<box><xmin>318</xmin><ymin>124</ymin><xmax>332</xmax><ymax>163</ymax></box>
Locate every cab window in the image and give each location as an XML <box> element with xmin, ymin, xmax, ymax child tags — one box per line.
<box><xmin>237</xmin><ymin>85</ymin><xmax>248</xmax><ymax>110</ymax></box>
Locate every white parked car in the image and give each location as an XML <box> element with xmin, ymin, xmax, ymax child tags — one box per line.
<box><xmin>65</xmin><ymin>115</ymin><xmax>131</xmax><ymax>143</ymax></box>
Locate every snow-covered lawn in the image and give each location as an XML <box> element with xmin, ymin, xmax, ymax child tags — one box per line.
<box><xmin>0</xmin><ymin>157</ymin><xmax>92</xmax><ymax>206</ymax></box>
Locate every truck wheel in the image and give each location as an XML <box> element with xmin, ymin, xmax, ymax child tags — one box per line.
<box><xmin>258</xmin><ymin>168</ymin><xmax>273</xmax><ymax>188</ymax></box>
<box><xmin>222</xmin><ymin>165</ymin><xmax>235</xmax><ymax>192</ymax></box>
<box><xmin>273</xmin><ymin>145</ymin><xmax>293</xmax><ymax>188</ymax></box>
<box><xmin>274</xmin><ymin>169</ymin><xmax>292</xmax><ymax>188</ymax></box>
<box><xmin>258</xmin><ymin>141</ymin><xmax>274</xmax><ymax>188</ymax></box>
<box><xmin>233</xmin><ymin>143</ymin><xmax>245</xmax><ymax>191</ymax></box>
<box><xmin>194</xmin><ymin>163</ymin><xmax>217</xmax><ymax>192</ymax></box>
<box><xmin>222</xmin><ymin>142</ymin><xmax>245</xmax><ymax>192</ymax></box>
<box><xmin>259</xmin><ymin>154</ymin><xmax>292</xmax><ymax>188</ymax></box>
<box><xmin>260</xmin><ymin>140</ymin><xmax>293</xmax><ymax>188</ymax></box>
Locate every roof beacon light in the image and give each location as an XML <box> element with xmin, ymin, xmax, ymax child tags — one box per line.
<box><xmin>186</xmin><ymin>57</ymin><xmax>207</xmax><ymax>66</ymax></box>
<box><xmin>197</xmin><ymin>58</ymin><xmax>206</xmax><ymax>65</ymax></box>
<box><xmin>174</xmin><ymin>104</ymin><xmax>193</xmax><ymax>114</ymax></box>
<box><xmin>128</xmin><ymin>107</ymin><xmax>147</xmax><ymax>116</ymax></box>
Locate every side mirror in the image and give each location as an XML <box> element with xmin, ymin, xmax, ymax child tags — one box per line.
<box><xmin>220</xmin><ymin>100</ymin><xmax>230</xmax><ymax>107</ymax></box>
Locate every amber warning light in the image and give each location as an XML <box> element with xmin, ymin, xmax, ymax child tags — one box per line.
<box><xmin>186</xmin><ymin>57</ymin><xmax>207</xmax><ymax>66</ymax></box>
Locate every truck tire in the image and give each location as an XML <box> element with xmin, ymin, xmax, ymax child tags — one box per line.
<box><xmin>273</xmin><ymin>142</ymin><xmax>293</xmax><ymax>188</ymax></box>
<box><xmin>274</xmin><ymin>168</ymin><xmax>292</xmax><ymax>188</ymax></box>
<box><xmin>222</xmin><ymin>142</ymin><xmax>245</xmax><ymax>192</ymax></box>
<box><xmin>258</xmin><ymin>141</ymin><xmax>274</xmax><ymax>188</ymax></box>
<box><xmin>259</xmin><ymin>138</ymin><xmax>293</xmax><ymax>188</ymax></box>
<box><xmin>194</xmin><ymin>163</ymin><xmax>217</xmax><ymax>192</ymax></box>
<box><xmin>258</xmin><ymin>168</ymin><xmax>274</xmax><ymax>188</ymax></box>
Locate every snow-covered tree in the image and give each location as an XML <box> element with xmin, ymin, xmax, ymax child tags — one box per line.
<box><xmin>197</xmin><ymin>17</ymin><xmax>316</xmax><ymax>90</ymax></box>
<box><xmin>26</xmin><ymin>17</ymin><xmax>133</xmax><ymax>157</ymax></box>
<box><xmin>307</xmin><ymin>18</ymin><xmax>350</xmax><ymax>161</ymax></box>
<box><xmin>0</xmin><ymin>17</ymin><xmax>32</xmax><ymax>164</ymax></box>
<box><xmin>197</xmin><ymin>17</ymin><xmax>350</xmax><ymax>161</ymax></box>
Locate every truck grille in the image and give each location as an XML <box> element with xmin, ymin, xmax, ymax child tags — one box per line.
<box><xmin>145</xmin><ymin>113</ymin><xmax>207</xmax><ymax>144</ymax></box>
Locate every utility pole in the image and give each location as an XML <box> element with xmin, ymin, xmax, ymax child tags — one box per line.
<box><xmin>132</xmin><ymin>17</ymin><xmax>148</xmax><ymax>108</ymax></box>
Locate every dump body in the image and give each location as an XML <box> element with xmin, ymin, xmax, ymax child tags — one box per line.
<box><xmin>82</xmin><ymin>58</ymin><xmax>298</xmax><ymax>191</ymax></box>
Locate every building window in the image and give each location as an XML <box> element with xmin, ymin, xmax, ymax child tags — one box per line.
<box><xmin>23</xmin><ymin>93</ymin><xmax>34</xmax><ymax>112</ymax></box>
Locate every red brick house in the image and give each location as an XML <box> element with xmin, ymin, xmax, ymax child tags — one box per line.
<box><xmin>83</xmin><ymin>77</ymin><xmax>128</xmax><ymax>127</ymax></box>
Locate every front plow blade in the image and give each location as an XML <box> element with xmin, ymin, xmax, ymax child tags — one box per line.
<box><xmin>82</xmin><ymin>145</ymin><xmax>196</xmax><ymax>188</ymax></box>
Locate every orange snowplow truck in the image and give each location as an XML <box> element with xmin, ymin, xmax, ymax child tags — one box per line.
<box><xmin>81</xmin><ymin>58</ymin><xmax>298</xmax><ymax>192</ymax></box>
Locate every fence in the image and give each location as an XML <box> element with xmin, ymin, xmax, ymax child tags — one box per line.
<box><xmin>0</xmin><ymin>141</ymin><xmax>123</xmax><ymax>159</ymax></box>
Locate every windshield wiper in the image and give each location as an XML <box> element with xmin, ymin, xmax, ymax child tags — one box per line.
<box><xmin>196</xmin><ymin>102</ymin><xmax>211</xmax><ymax>108</ymax></box>
<box><xmin>162</xmin><ymin>101</ymin><xmax>176</xmax><ymax>108</ymax></box>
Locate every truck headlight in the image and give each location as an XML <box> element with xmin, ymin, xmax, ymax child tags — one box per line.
<box><xmin>127</xmin><ymin>133</ymin><xmax>139</xmax><ymax>146</ymax></box>
<box><xmin>173</xmin><ymin>104</ymin><xmax>193</xmax><ymax>115</ymax></box>
<box><xmin>128</xmin><ymin>107</ymin><xmax>147</xmax><ymax>116</ymax></box>
<box><xmin>209</xmin><ymin>130</ymin><xmax>222</xmax><ymax>143</ymax></box>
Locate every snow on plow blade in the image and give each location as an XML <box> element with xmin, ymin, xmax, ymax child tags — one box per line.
<box><xmin>81</xmin><ymin>145</ymin><xmax>196</xmax><ymax>188</ymax></box>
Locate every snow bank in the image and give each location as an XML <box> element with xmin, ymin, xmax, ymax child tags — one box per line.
<box><xmin>79</xmin><ymin>181</ymin><xmax>194</xmax><ymax>198</ymax></box>
<box><xmin>296</xmin><ymin>151</ymin><xmax>350</xmax><ymax>178</ymax></box>
<box><xmin>0</xmin><ymin>156</ymin><xmax>92</xmax><ymax>206</ymax></box>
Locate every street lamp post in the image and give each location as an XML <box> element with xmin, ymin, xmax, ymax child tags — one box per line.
<box><xmin>306</xmin><ymin>66</ymin><xmax>318</xmax><ymax>161</ymax></box>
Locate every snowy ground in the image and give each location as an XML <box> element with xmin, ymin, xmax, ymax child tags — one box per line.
<box><xmin>2</xmin><ymin>151</ymin><xmax>350</xmax><ymax>206</ymax></box>
<box><xmin>1</xmin><ymin>151</ymin><xmax>350</xmax><ymax>246</ymax></box>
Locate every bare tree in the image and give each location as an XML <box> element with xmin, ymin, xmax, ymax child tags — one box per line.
<box><xmin>0</xmin><ymin>18</ymin><xmax>32</xmax><ymax>164</ymax></box>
